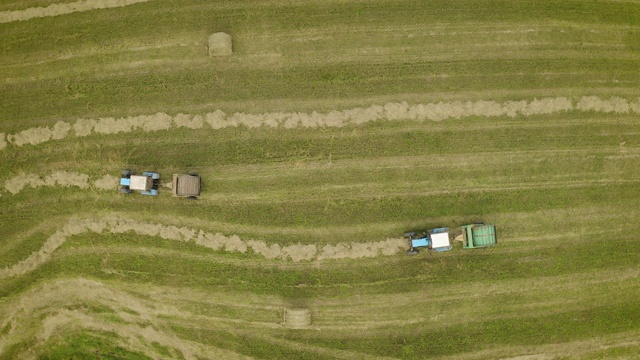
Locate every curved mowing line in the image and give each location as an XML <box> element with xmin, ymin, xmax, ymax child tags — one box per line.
<box><xmin>1</xmin><ymin>96</ymin><xmax>639</xmax><ymax>151</ymax></box>
<box><xmin>0</xmin><ymin>278</ymin><xmax>255</xmax><ymax>360</ymax></box>
<box><xmin>0</xmin><ymin>0</ymin><xmax>151</xmax><ymax>23</ymax></box>
<box><xmin>0</xmin><ymin>216</ymin><xmax>406</xmax><ymax>277</ymax></box>
<box><xmin>0</xmin><ymin>278</ymin><xmax>393</xmax><ymax>359</ymax></box>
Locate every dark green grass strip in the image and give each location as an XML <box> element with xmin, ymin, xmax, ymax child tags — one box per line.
<box><xmin>36</xmin><ymin>332</ymin><xmax>151</xmax><ymax>360</ymax></box>
<box><xmin>0</xmin><ymin>179</ymin><xmax>637</xmax><ymax>231</ymax></box>
<box><xmin>3</xmin><ymin>0</ymin><xmax>639</xmax><ymax>54</ymax></box>
<box><xmin>116</xmin><ymin>184</ymin><xmax>640</xmax><ymax>227</ymax></box>
<box><xmin>2</xmin><ymin>58</ymin><xmax>639</xmax><ymax>123</ymax></box>
<box><xmin>300</xmin><ymin>300</ymin><xmax>640</xmax><ymax>358</ymax></box>
<box><xmin>2</xmin><ymin>114</ymin><xmax>639</xmax><ymax>172</ymax></box>
<box><xmin>171</xmin><ymin>326</ymin><xmax>336</xmax><ymax>360</ymax></box>
<box><xmin>0</xmin><ymin>232</ymin><xmax>48</xmax><ymax>268</ymax></box>
<box><xmin>2</xmin><ymin>0</ymin><xmax>639</xmax><ymax>123</ymax></box>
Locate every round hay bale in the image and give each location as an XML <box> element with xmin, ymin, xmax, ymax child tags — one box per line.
<box><xmin>284</xmin><ymin>307</ymin><xmax>311</xmax><ymax>329</ymax></box>
<box><xmin>208</xmin><ymin>32</ymin><xmax>232</xmax><ymax>57</ymax></box>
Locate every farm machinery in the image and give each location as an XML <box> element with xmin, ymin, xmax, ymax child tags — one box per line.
<box><xmin>404</xmin><ymin>224</ymin><xmax>497</xmax><ymax>255</ymax></box>
<box><xmin>171</xmin><ymin>173</ymin><xmax>201</xmax><ymax>199</ymax></box>
<box><xmin>119</xmin><ymin>170</ymin><xmax>160</xmax><ymax>196</ymax></box>
<box><xmin>404</xmin><ymin>227</ymin><xmax>452</xmax><ymax>255</ymax></box>
<box><xmin>461</xmin><ymin>223</ymin><xmax>497</xmax><ymax>249</ymax></box>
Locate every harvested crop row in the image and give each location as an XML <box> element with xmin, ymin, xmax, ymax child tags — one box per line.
<box><xmin>2</xmin><ymin>96</ymin><xmax>639</xmax><ymax>150</ymax></box>
<box><xmin>0</xmin><ymin>216</ymin><xmax>406</xmax><ymax>277</ymax></box>
<box><xmin>3</xmin><ymin>172</ymin><xmax>118</xmax><ymax>194</ymax></box>
<box><xmin>0</xmin><ymin>0</ymin><xmax>151</xmax><ymax>23</ymax></box>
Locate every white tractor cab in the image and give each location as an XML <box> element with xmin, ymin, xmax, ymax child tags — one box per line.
<box><xmin>120</xmin><ymin>170</ymin><xmax>159</xmax><ymax>196</ymax></box>
<box><xmin>404</xmin><ymin>227</ymin><xmax>452</xmax><ymax>255</ymax></box>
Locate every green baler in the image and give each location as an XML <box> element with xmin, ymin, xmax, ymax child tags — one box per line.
<box><xmin>462</xmin><ymin>224</ymin><xmax>497</xmax><ymax>249</ymax></box>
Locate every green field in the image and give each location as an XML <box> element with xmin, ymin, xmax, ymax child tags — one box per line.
<box><xmin>2</xmin><ymin>1</ymin><xmax>640</xmax><ymax>359</ymax></box>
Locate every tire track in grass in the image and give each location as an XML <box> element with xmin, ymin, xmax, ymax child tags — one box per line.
<box><xmin>0</xmin><ymin>0</ymin><xmax>151</xmax><ymax>23</ymax></box>
<box><xmin>0</xmin><ymin>215</ymin><xmax>407</xmax><ymax>278</ymax></box>
<box><xmin>2</xmin><ymin>96</ymin><xmax>639</xmax><ymax>152</ymax></box>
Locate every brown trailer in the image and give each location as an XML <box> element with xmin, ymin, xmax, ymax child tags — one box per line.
<box><xmin>172</xmin><ymin>174</ymin><xmax>201</xmax><ymax>198</ymax></box>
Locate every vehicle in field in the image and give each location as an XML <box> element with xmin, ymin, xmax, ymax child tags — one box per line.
<box><xmin>404</xmin><ymin>227</ymin><xmax>452</xmax><ymax>255</ymax></box>
<box><xmin>461</xmin><ymin>223</ymin><xmax>497</xmax><ymax>248</ymax></box>
<box><xmin>119</xmin><ymin>170</ymin><xmax>160</xmax><ymax>196</ymax></box>
<box><xmin>172</xmin><ymin>173</ymin><xmax>201</xmax><ymax>199</ymax></box>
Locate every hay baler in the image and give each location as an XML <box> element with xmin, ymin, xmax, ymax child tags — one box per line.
<box><xmin>172</xmin><ymin>173</ymin><xmax>201</xmax><ymax>199</ymax></box>
<box><xmin>404</xmin><ymin>227</ymin><xmax>452</xmax><ymax>255</ymax></box>
<box><xmin>119</xmin><ymin>170</ymin><xmax>160</xmax><ymax>196</ymax></box>
<box><xmin>461</xmin><ymin>223</ymin><xmax>497</xmax><ymax>248</ymax></box>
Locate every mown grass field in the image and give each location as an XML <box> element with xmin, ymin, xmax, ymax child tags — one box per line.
<box><xmin>1</xmin><ymin>0</ymin><xmax>640</xmax><ymax>359</ymax></box>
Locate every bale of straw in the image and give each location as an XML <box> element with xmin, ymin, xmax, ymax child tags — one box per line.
<box><xmin>208</xmin><ymin>32</ymin><xmax>232</xmax><ymax>56</ymax></box>
<box><xmin>284</xmin><ymin>307</ymin><xmax>311</xmax><ymax>329</ymax></box>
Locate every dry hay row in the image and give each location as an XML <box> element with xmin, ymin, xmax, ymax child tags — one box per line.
<box><xmin>3</xmin><ymin>172</ymin><xmax>118</xmax><ymax>194</ymax></box>
<box><xmin>0</xmin><ymin>215</ymin><xmax>406</xmax><ymax>277</ymax></box>
<box><xmin>0</xmin><ymin>278</ymin><xmax>252</xmax><ymax>360</ymax></box>
<box><xmin>2</xmin><ymin>96</ymin><xmax>639</xmax><ymax>151</ymax></box>
<box><xmin>0</xmin><ymin>0</ymin><xmax>151</xmax><ymax>23</ymax></box>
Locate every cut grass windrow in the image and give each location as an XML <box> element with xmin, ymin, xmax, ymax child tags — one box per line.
<box><xmin>1</xmin><ymin>96</ymin><xmax>639</xmax><ymax>151</ymax></box>
<box><xmin>0</xmin><ymin>215</ymin><xmax>406</xmax><ymax>278</ymax></box>
<box><xmin>3</xmin><ymin>172</ymin><xmax>117</xmax><ymax>194</ymax></box>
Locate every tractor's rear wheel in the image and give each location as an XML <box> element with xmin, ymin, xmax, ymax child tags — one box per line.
<box><xmin>122</xmin><ymin>170</ymin><xmax>132</xmax><ymax>177</ymax></box>
<box><xmin>406</xmin><ymin>249</ymin><xmax>419</xmax><ymax>255</ymax></box>
<box><xmin>403</xmin><ymin>232</ymin><xmax>417</xmax><ymax>238</ymax></box>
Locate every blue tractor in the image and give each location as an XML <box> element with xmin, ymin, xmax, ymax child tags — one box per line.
<box><xmin>404</xmin><ymin>227</ymin><xmax>452</xmax><ymax>255</ymax></box>
<box><xmin>120</xmin><ymin>170</ymin><xmax>160</xmax><ymax>196</ymax></box>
